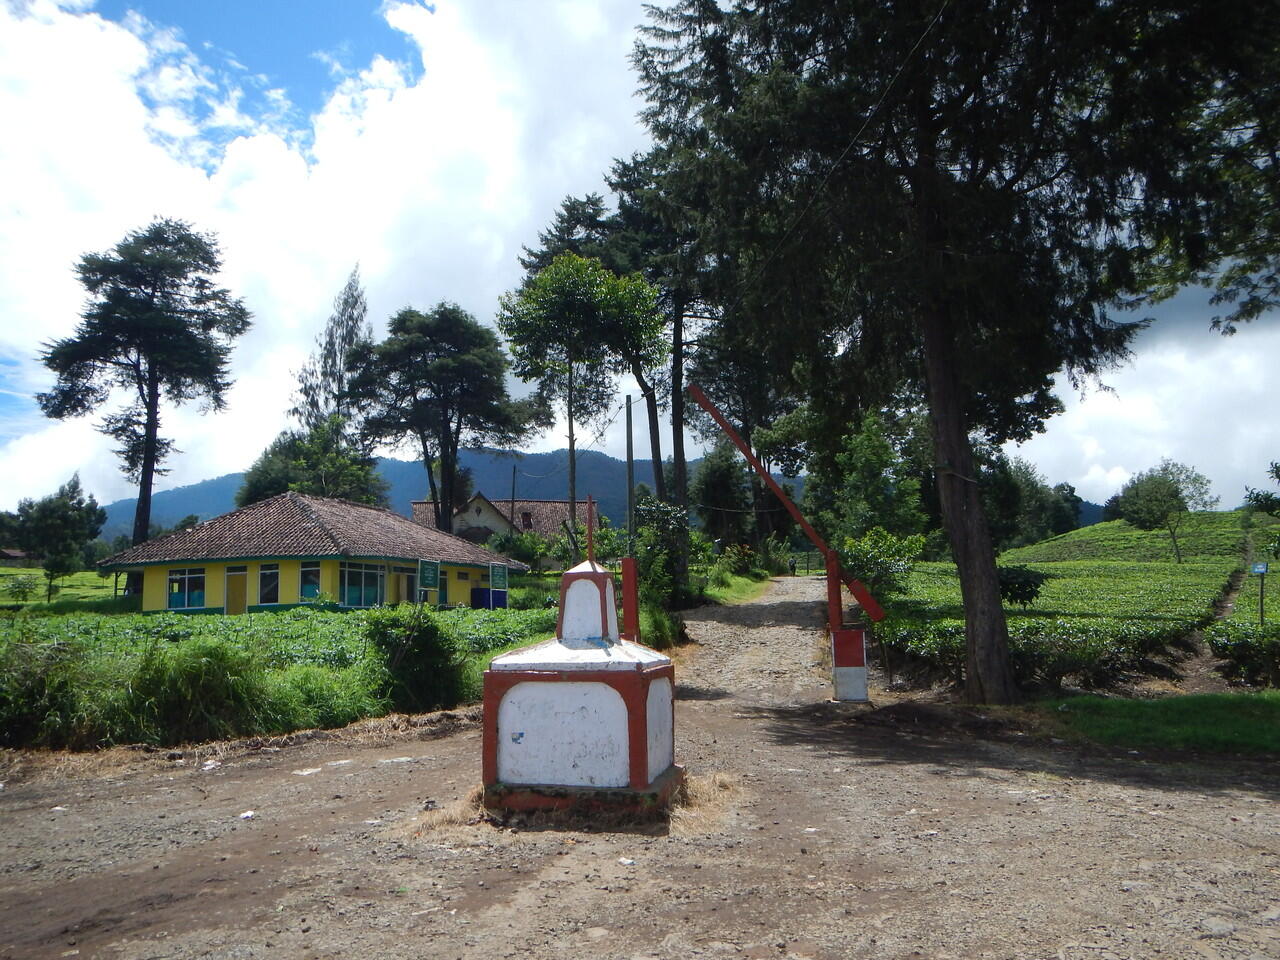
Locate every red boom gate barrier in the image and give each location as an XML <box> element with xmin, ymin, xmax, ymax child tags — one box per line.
<box><xmin>688</xmin><ymin>384</ymin><xmax>883</xmax><ymax>702</ymax></box>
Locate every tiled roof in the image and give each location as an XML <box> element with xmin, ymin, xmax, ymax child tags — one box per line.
<box><xmin>412</xmin><ymin>493</ymin><xmax>598</xmax><ymax>541</ymax></box>
<box><xmin>101</xmin><ymin>492</ymin><xmax>526</xmax><ymax>570</ymax></box>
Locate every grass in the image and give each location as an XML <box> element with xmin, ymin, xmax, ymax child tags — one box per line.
<box><xmin>703</xmin><ymin>570</ymin><xmax>772</xmax><ymax>605</ymax></box>
<box><xmin>1033</xmin><ymin>691</ymin><xmax>1280</xmax><ymax>755</ymax></box>
<box><xmin>0</xmin><ymin>567</ymin><xmax>119</xmax><ymax>608</ymax></box>
<box><xmin>1000</xmin><ymin>511</ymin><xmax>1277</xmax><ymax>564</ymax></box>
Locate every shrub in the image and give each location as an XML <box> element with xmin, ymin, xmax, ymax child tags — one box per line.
<box><xmin>1205</xmin><ymin>621</ymin><xmax>1280</xmax><ymax>687</ymax></box>
<box><xmin>998</xmin><ymin>565</ymin><xmax>1051</xmax><ymax>608</ymax></box>
<box><xmin>638</xmin><ymin>602</ymin><xmax>684</xmax><ymax>650</ymax></box>
<box><xmin>758</xmin><ymin>534</ymin><xmax>792</xmax><ymax>576</ymax></box>
<box><xmin>4</xmin><ymin>575</ymin><xmax>39</xmax><ymax>602</ymax></box>
<box><xmin>718</xmin><ymin>543</ymin><xmax>757</xmax><ymax>576</ymax></box>
<box><xmin>839</xmin><ymin>527</ymin><xmax>926</xmax><ymax>597</ymax></box>
<box><xmin>362</xmin><ymin>605</ymin><xmax>469</xmax><ymax>711</ymax></box>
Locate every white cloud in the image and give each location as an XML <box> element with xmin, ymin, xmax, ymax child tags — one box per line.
<box><xmin>0</xmin><ymin>0</ymin><xmax>651</xmax><ymax>511</ymax></box>
<box><xmin>1005</xmin><ymin>318</ymin><xmax>1280</xmax><ymax>508</ymax></box>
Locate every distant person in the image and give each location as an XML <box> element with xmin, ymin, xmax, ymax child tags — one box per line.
<box><xmin>788</xmin><ymin>556</ymin><xmax>797</xmax><ymax>576</ymax></box>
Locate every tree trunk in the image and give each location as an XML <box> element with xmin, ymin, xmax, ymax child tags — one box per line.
<box><xmin>633</xmin><ymin>365</ymin><xmax>666</xmax><ymax>502</ymax></box>
<box><xmin>919</xmin><ymin>307</ymin><xmax>1020</xmax><ymax>705</ymax></box>
<box><xmin>669</xmin><ymin>293</ymin><xmax>689</xmax><ymax>592</ymax></box>
<box><xmin>127</xmin><ymin>368</ymin><xmax>161</xmax><ymax>595</ymax></box>
<box><xmin>566</xmin><ymin>363</ymin><xmax>577</xmax><ymax>561</ymax></box>
<box><xmin>419</xmin><ymin>431</ymin><xmax>443</xmax><ymax>530</ymax></box>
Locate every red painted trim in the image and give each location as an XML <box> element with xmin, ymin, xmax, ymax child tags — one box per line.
<box><xmin>688</xmin><ymin>383</ymin><xmax>883</xmax><ymax>623</ymax></box>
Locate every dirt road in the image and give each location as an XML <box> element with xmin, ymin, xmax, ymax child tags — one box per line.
<box><xmin>2</xmin><ymin>575</ymin><xmax>1278</xmax><ymax>959</ymax></box>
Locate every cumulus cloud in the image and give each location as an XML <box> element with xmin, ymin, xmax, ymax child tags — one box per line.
<box><xmin>0</xmin><ymin>0</ymin><xmax>650</xmax><ymax>510</ymax></box>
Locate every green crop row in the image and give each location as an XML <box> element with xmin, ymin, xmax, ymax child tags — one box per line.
<box><xmin>1000</xmin><ymin>511</ymin><xmax>1276</xmax><ymax>564</ymax></box>
<box><xmin>878</xmin><ymin>559</ymin><xmax>1236</xmax><ymax>690</ymax></box>
<box><xmin>0</xmin><ymin>605</ymin><xmax>556</xmax><ymax>749</ymax></box>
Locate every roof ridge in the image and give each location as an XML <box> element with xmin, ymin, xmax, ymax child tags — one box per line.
<box><xmin>292</xmin><ymin>493</ymin><xmax>349</xmax><ymax>554</ymax></box>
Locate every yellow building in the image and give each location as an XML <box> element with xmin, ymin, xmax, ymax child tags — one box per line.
<box><xmin>101</xmin><ymin>492</ymin><xmax>526</xmax><ymax>614</ymax></box>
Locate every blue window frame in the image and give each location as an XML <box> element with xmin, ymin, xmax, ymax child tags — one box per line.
<box><xmin>167</xmin><ymin>568</ymin><xmax>205</xmax><ymax>609</ymax></box>
<box><xmin>259</xmin><ymin>563</ymin><xmax>279</xmax><ymax>605</ymax></box>
<box><xmin>300</xmin><ymin>562</ymin><xmax>321</xmax><ymax>599</ymax></box>
<box><xmin>340</xmin><ymin>562</ymin><xmax>384</xmax><ymax>608</ymax></box>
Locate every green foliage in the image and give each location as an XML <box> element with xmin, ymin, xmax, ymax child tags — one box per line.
<box><xmin>236</xmin><ymin>414</ymin><xmax>388</xmax><ymax>507</ymax></box>
<box><xmin>997</xmin><ymin>565</ymin><xmax>1050</xmax><ymax>609</ymax></box>
<box><xmin>5</xmin><ymin>574</ymin><xmax>39</xmax><ymax>602</ymax></box>
<box><xmin>291</xmin><ymin>265</ymin><xmax>373</xmax><ymax>448</ymax></box>
<box><xmin>1001</xmin><ymin>512</ymin><xmax>1267</xmax><ymax>564</ymax></box>
<box><xmin>638</xmin><ymin>602</ymin><xmax>682</xmax><ymax>650</ymax></box>
<box><xmin>38</xmin><ymin>218</ymin><xmax>250</xmax><ymax>544</ymax></box>
<box><xmin>690</xmin><ymin>440</ymin><xmax>753</xmax><ymax>545</ymax></box>
<box><xmin>1112</xmin><ymin>460</ymin><xmax>1219</xmax><ymax>563</ymax></box>
<box><xmin>16</xmin><ymin>474</ymin><xmax>106</xmax><ymax>601</ymax></box>
<box><xmin>880</xmin><ymin>560</ymin><xmax>1232</xmax><ymax>690</ymax></box>
<box><xmin>489</xmin><ymin>530</ymin><xmax>550</xmax><ymax>569</ymax></box>
<box><xmin>1204</xmin><ymin>621</ymin><xmax>1280</xmax><ymax>687</ymax></box>
<box><xmin>1038</xmin><ymin>693</ymin><xmax>1280</xmax><ymax>756</ymax></box>
<box><xmin>633</xmin><ymin>495</ymin><xmax>696</xmax><ymax>609</ymax></box>
<box><xmin>346</xmin><ymin>301</ymin><xmax>540</xmax><ymax>529</ymax></box>
<box><xmin>716</xmin><ymin>544</ymin><xmax>758</xmax><ymax>577</ymax></box>
<box><xmin>839</xmin><ymin>527</ymin><xmax>925</xmax><ymax>598</ymax></box>
<box><xmin>757</xmin><ymin>534</ymin><xmax>792</xmax><ymax>576</ymax></box>
<box><xmin>0</xmin><ymin>605</ymin><xmax>556</xmax><ymax>748</ymax></box>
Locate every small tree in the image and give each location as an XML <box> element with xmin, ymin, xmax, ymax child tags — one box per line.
<box><xmin>1115</xmin><ymin>459</ymin><xmax>1219</xmax><ymax>563</ymax></box>
<box><xmin>4</xmin><ymin>575</ymin><xmax>39</xmax><ymax>602</ymax></box>
<box><xmin>499</xmin><ymin>254</ymin><xmax>663</xmax><ymax>533</ymax></box>
<box><xmin>346</xmin><ymin>303</ymin><xmax>540</xmax><ymax>532</ymax></box>
<box><xmin>15</xmin><ymin>475</ymin><xmax>106</xmax><ymax>601</ymax></box>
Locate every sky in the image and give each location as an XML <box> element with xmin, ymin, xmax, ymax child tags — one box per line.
<box><xmin>0</xmin><ymin>0</ymin><xmax>1276</xmax><ymax>515</ymax></box>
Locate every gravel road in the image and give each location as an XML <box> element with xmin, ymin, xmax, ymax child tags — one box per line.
<box><xmin>1</xmin><ymin>574</ymin><xmax>1277</xmax><ymax>959</ymax></box>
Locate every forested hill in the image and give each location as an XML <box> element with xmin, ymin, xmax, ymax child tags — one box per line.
<box><xmin>99</xmin><ymin>449</ymin><xmax>671</xmax><ymax>541</ymax></box>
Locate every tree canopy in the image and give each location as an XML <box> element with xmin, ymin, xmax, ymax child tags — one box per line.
<box><xmin>632</xmin><ymin>0</ymin><xmax>1277</xmax><ymax>703</ymax></box>
<box><xmin>236</xmin><ymin>416</ymin><xmax>388</xmax><ymax>508</ymax></box>
<box><xmin>38</xmin><ymin>218</ymin><xmax>250</xmax><ymax>554</ymax></box>
<box><xmin>498</xmin><ymin>253</ymin><xmax>664</xmax><ymax>530</ymax></box>
<box><xmin>16</xmin><ymin>474</ymin><xmax>106</xmax><ymax>601</ymax></box>
<box><xmin>347</xmin><ymin>302</ymin><xmax>539</xmax><ymax>531</ymax></box>
<box><xmin>1114</xmin><ymin>459</ymin><xmax>1218</xmax><ymax>563</ymax></box>
<box><xmin>291</xmin><ymin>265</ymin><xmax>373</xmax><ymax>449</ymax></box>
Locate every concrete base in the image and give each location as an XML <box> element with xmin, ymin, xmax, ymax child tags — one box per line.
<box><xmin>483</xmin><ymin>764</ymin><xmax>686</xmax><ymax>817</ymax></box>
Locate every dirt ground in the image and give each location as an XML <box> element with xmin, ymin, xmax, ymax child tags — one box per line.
<box><xmin>2</xmin><ymin>575</ymin><xmax>1278</xmax><ymax>960</ymax></box>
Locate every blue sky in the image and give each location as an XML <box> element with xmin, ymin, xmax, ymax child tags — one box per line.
<box><xmin>95</xmin><ymin>0</ymin><xmax>424</xmax><ymax>122</ymax></box>
<box><xmin>0</xmin><ymin>0</ymin><xmax>1277</xmax><ymax>514</ymax></box>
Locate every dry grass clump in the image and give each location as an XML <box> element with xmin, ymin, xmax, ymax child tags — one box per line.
<box><xmin>670</xmin><ymin>771</ymin><xmax>741</xmax><ymax>836</ymax></box>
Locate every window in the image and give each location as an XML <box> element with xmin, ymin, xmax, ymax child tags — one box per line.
<box><xmin>259</xmin><ymin>563</ymin><xmax>279</xmax><ymax>604</ymax></box>
<box><xmin>521</xmin><ymin>512</ymin><xmax>533</xmax><ymax>530</ymax></box>
<box><xmin>455</xmin><ymin>570</ymin><xmax>469</xmax><ymax>581</ymax></box>
<box><xmin>340</xmin><ymin>562</ymin><xmax>384</xmax><ymax>608</ymax></box>
<box><xmin>300</xmin><ymin>562</ymin><xmax>321</xmax><ymax>599</ymax></box>
<box><xmin>167</xmin><ymin>568</ymin><xmax>205</xmax><ymax>609</ymax></box>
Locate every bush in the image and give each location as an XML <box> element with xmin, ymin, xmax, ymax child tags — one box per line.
<box><xmin>1205</xmin><ymin>621</ymin><xmax>1280</xmax><ymax>687</ymax></box>
<box><xmin>876</xmin><ymin>616</ymin><xmax>1196</xmax><ymax>691</ymax></box>
<box><xmin>638</xmin><ymin>602</ymin><xmax>684</xmax><ymax>650</ymax></box>
<box><xmin>362</xmin><ymin>605</ymin><xmax>469</xmax><ymax>712</ymax></box>
<box><xmin>998</xmin><ymin>565</ymin><xmax>1051</xmax><ymax>608</ymax></box>
<box><xmin>758</xmin><ymin>535</ymin><xmax>792</xmax><ymax>575</ymax></box>
<box><xmin>4</xmin><ymin>574</ymin><xmax>39</xmax><ymax>602</ymax></box>
<box><xmin>718</xmin><ymin>543</ymin><xmax>757</xmax><ymax>575</ymax></box>
<box><xmin>839</xmin><ymin>527</ymin><xmax>926</xmax><ymax>597</ymax></box>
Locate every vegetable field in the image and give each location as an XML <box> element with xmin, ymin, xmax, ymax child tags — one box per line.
<box><xmin>0</xmin><ymin>605</ymin><xmax>556</xmax><ymax>749</ymax></box>
<box><xmin>878</xmin><ymin>511</ymin><xmax>1269</xmax><ymax>690</ymax></box>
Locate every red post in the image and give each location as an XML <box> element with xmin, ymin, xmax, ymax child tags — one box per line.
<box><xmin>621</xmin><ymin>556</ymin><xmax>640</xmax><ymax>643</ymax></box>
<box><xmin>826</xmin><ymin>549</ymin><xmax>844</xmax><ymax>633</ymax></box>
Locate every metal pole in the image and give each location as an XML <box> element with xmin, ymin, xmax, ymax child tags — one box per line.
<box><xmin>1261</xmin><ymin>572</ymin><xmax>1265</xmax><ymax>627</ymax></box>
<box><xmin>625</xmin><ymin>395</ymin><xmax>635</xmax><ymax>546</ymax></box>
